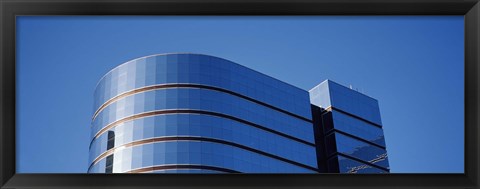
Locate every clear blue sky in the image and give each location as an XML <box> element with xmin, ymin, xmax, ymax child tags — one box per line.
<box><xmin>16</xmin><ymin>16</ymin><xmax>464</xmax><ymax>173</ymax></box>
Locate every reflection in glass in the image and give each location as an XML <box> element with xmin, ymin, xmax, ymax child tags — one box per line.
<box><xmin>90</xmin><ymin>53</ymin><xmax>317</xmax><ymax>174</ymax></box>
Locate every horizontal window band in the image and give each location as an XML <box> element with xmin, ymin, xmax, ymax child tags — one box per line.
<box><xmin>125</xmin><ymin>164</ymin><xmax>241</xmax><ymax>173</ymax></box>
<box><xmin>327</xmin><ymin>152</ymin><xmax>389</xmax><ymax>172</ymax></box>
<box><xmin>89</xmin><ymin>109</ymin><xmax>315</xmax><ymax>149</ymax></box>
<box><xmin>88</xmin><ymin>136</ymin><xmax>319</xmax><ymax>173</ymax></box>
<box><xmin>321</xmin><ymin>106</ymin><xmax>383</xmax><ymax>128</ymax></box>
<box><xmin>324</xmin><ymin>129</ymin><xmax>386</xmax><ymax>149</ymax></box>
<box><xmin>92</xmin><ymin>83</ymin><xmax>312</xmax><ymax>122</ymax></box>
<box><xmin>130</xmin><ymin>164</ymin><xmax>239</xmax><ymax>173</ymax></box>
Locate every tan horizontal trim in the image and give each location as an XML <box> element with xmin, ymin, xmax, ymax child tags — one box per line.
<box><xmin>88</xmin><ymin>136</ymin><xmax>319</xmax><ymax>173</ymax></box>
<box><xmin>92</xmin><ymin>84</ymin><xmax>180</xmax><ymax>121</ymax></box>
<box><xmin>89</xmin><ymin>109</ymin><xmax>315</xmax><ymax>150</ymax></box>
<box><xmin>92</xmin><ymin>83</ymin><xmax>312</xmax><ymax>122</ymax></box>
<box><xmin>125</xmin><ymin>164</ymin><xmax>240</xmax><ymax>173</ymax></box>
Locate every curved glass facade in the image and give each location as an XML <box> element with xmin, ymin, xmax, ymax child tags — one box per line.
<box><xmin>89</xmin><ymin>53</ymin><xmax>317</xmax><ymax>173</ymax></box>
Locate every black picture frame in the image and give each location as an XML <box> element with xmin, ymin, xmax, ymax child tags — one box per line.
<box><xmin>1</xmin><ymin>0</ymin><xmax>478</xmax><ymax>188</ymax></box>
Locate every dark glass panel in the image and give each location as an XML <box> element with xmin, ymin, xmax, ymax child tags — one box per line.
<box><xmin>105</xmin><ymin>154</ymin><xmax>114</xmax><ymax>173</ymax></box>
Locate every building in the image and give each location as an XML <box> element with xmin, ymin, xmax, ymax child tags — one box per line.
<box><xmin>87</xmin><ymin>53</ymin><xmax>389</xmax><ymax>173</ymax></box>
<box><xmin>310</xmin><ymin>80</ymin><xmax>390</xmax><ymax>173</ymax></box>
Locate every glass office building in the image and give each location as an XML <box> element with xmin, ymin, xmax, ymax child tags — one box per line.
<box><xmin>310</xmin><ymin>80</ymin><xmax>390</xmax><ymax>173</ymax></box>
<box><xmin>88</xmin><ymin>53</ymin><xmax>389</xmax><ymax>173</ymax></box>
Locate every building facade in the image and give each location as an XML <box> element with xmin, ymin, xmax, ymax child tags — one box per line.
<box><xmin>310</xmin><ymin>80</ymin><xmax>390</xmax><ymax>173</ymax></box>
<box><xmin>88</xmin><ymin>53</ymin><xmax>389</xmax><ymax>173</ymax></box>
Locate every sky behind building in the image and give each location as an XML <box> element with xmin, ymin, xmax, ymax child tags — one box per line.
<box><xmin>16</xmin><ymin>16</ymin><xmax>464</xmax><ymax>173</ymax></box>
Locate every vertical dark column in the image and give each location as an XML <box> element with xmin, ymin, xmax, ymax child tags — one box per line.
<box><xmin>311</xmin><ymin>105</ymin><xmax>328</xmax><ymax>173</ymax></box>
<box><xmin>107</xmin><ymin>131</ymin><xmax>115</xmax><ymax>150</ymax></box>
<box><xmin>320</xmin><ymin>110</ymin><xmax>340</xmax><ymax>172</ymax></box>
<box><xmin>105</xmin><ymin>155</ymin><xmax>114</xmax><ymax>173</ymax></box>
<box><xmin>105</xmin><ymin>131</ymin><xmax>115</xmax><ymax>173</ymax></box>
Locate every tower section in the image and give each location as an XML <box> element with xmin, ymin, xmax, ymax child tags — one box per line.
<box><xmin>310</xmin><ymin>80</ymin><xmax>390</xmax><ymax>173</ymax></box>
